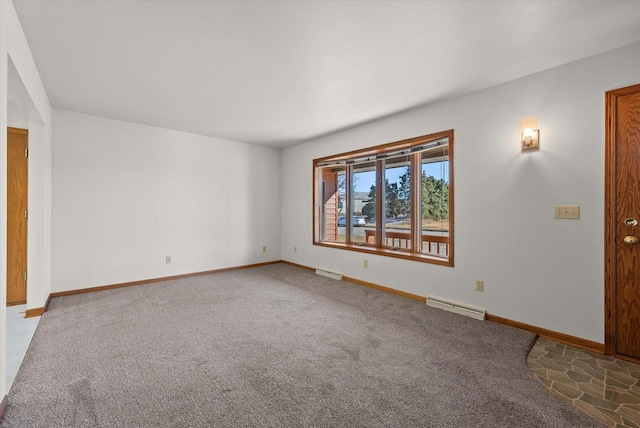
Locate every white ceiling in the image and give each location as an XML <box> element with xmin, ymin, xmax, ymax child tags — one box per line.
<box><xmin>12</xmin><ymin>0</ymin><xmax>640</xmax><ymax>148</ymax></box>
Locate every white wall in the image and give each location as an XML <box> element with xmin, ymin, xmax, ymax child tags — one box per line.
<box><xmin>52</xmin><ymin>109</ymin><xmax>281</xmax><ymax>292</ymax></box>
<box><xmin>282</xmin><ymin>41</ymin><xmax>640</xmax><ymax>344</ymax></box>
<box><xmin>26</xmin><ymin>119</ymin><xmax>51</xmax><ymax>309</ymax></box>
<box><xmin>0</xmin><ymin>0</ymin><xmax>52</xmax><ymax>401</ymax></box>
<box><xmin>7</xmin><ymin>100</ymin><xmax>28</xmax><ymax>128</ymax></box>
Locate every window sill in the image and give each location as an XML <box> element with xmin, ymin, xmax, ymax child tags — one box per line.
<box><xmin>313</xmin><ymin>241</ymin><xmax>453</xmax><ymax>267</ymax></box>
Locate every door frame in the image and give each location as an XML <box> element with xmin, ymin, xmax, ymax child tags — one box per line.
<box><xmin>604</xmin><ymin>83</ymin><xmax>640</xmax><ymax>358</ymax></box>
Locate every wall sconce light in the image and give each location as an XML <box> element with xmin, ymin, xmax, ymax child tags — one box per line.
<box><xmin>520</xmin><ymin>116</ymin><xmax>539</xmax><ymax>151</ymax></box>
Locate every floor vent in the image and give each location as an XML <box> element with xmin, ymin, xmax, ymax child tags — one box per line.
<box><xmin>315</xmin><ymin>269</ymin><xmax>343</xmax><ymax>281</ymax></box>
<box><xmin>426</xmin><ymin>297</ymin><xmax>486</xmax><ymax>321</ymax></box>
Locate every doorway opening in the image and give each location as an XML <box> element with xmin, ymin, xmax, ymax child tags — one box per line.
<box><xmin>6</xmin><ymin>127</ymin><xmax>28</xmax><ymax>306</ymax></box>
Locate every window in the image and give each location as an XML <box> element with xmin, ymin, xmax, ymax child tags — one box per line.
<box><xmin>313</xmin><ymin>130</ymin><xmax>453</xmax><ymax>266</ymax></box>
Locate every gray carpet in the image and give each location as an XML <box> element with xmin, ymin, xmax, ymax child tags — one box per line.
<box><xmin>1</xmin><ymin>263</ymin><xmax>601</xmax><ymax>427</ymax></box>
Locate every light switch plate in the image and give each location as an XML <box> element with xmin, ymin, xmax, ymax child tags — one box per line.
<box><xmin>554</xmin><ymin>205</ymin><xmax>580</xmax><ymax>219</ymax></box>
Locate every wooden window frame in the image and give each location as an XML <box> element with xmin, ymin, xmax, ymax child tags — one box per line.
<box><xmin>313</xmin><ymin>130</ymin><xmax>454</xmax><ymax>267</ymax></box>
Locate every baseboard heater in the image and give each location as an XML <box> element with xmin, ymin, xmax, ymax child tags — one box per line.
<box><xmin>426</xmin><ymin>297</ymin><xmax>486</xmax><ymax>321</ymax></box>
<box><xmin>315</xmin><ymin>268</ymin><xmax>343</xmax><ymax>281</ymax></box>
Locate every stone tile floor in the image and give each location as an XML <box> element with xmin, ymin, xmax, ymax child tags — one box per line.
<box><xmin>528</xmin><ymin>337</ymin><xmax>640</xmax><ymax>428</ymax></box>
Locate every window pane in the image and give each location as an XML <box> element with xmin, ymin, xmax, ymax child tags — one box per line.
<box><xmin>421</xmin><ymin>144</ymin><xmax>449</xmax><ymax>257</ymax></box>
<box><xmin>320</xmin><ymin>166</ymin><xmax>346</xmax><ymax>243</ymax></box>
<box><xmin>313</xmin><ymin>130</ymin><xmax>453</xmax><ymax>267</ymax></box>
<box><xmin>352</xmin><ymin>161</ymin><xmax>376</xmax><ymax>245</ymax></box>
<box><xmin>383</xmin><ymin>155</ymin><xmax>412</xmax><ymax>250</ymax></box>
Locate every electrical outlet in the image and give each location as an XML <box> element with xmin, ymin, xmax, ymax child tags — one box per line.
<box><xmin>166</xmin><ymin>256</ymin><xmax>171</xmax><ymax>264</ymax></box>
<box><xmin>262</xmin><ymin>246</ymin><xmax>267</xmax><ymax>253</ymax></box>
<box><xmin>554</xmin><ymin>205</ymin><xmax>580</xmax><ymax>219</ymax></box>
<box><xmin>475</xmin><ymin>280</ymin><xmax>484</xmax><ymax>292</ymax></box>
<box><xmin>294</xmin><ymin>246</ymin><xmax>297</xmax><ymax>253</ymax></box>
<box><xmin>363</xmin><ymin>260</ymin><xmax>368</xmax><ymax>268</ymax></box>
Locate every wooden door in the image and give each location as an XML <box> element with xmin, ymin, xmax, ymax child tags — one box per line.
<box><xmin>7</xmin><ymin>127</ymin><xmax>28</xmax><ymax>306</ymax></box>
<box><xmin>606</xmin><ymin>83</ymin><xmax>640</xmax><ymax>361</ymax></box>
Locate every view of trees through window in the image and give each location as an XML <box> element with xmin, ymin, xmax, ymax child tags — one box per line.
<box><xmin>314</xmin><ymin>130</ymin><xmax>453</xmax><ymax>265</ymax></box>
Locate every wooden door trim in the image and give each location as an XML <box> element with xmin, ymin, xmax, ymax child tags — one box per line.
<box><xmin>7</xmin><ymin>127</ymin><xmax>28</xmax><ymax>135</ymax></box>
<box><xmin>604</xmin><ymin>83</ymin><xmax>640</xmax><ymax>356</ymax></box>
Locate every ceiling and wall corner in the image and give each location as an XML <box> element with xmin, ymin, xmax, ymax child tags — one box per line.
<box><xmin>11</xmin><ymin>0</ymin><xmax>640</xmax><ymax>148</ymax></box>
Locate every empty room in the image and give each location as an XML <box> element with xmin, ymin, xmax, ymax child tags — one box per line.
<box><xmin>1</xmin><ymin>0</ymin><xmax>640</xmax><ymax>426</ymax></box>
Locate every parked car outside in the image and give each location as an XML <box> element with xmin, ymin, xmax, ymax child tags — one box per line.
<box><xmin>338</xmin><ymin>216</ymin><xmax>366</xmax><ymax>227</ymax></box>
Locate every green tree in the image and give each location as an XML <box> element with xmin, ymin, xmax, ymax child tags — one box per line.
<box><xmin>398</xmin><ymin>168</ymin><xmax>411</xmax><ymax>219</ymax></box>
<box><xmin>385</xmin><ymin>181</ymin><xmax>399</xmax><ymax>218</ymax></box>
<box><xmin>362</xmin><ymin>172</ymin><xmax>449</xmax><ymax>222</ymax></box>
<box><xmin>362</xmin><ymin>174</ymin><xmax>412</xmax><ymax>220</ymax></box>
<box><xmin>421</xmin><ymin>172</ymin><xmax>449</xmax><ymax>221</ymax></box>
<box><xmin>362</xmin><ymin>184</ymin><xmax>376</xmax><ymax>219</ymax></box>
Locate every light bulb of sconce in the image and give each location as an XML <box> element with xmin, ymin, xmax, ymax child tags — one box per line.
<box><xmin>519</xmin><ymin>117</ymin><xmax>539</xmax><ymax>151</ymax></box>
